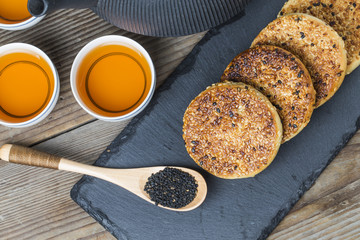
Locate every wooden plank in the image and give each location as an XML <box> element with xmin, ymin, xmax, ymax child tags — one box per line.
<box><xmin>269</xmin><ymin>131</ymin><xmax>360</xmax><ymax>239</ymax></box>
<box><xmin>0</xmin><ymin>9</ymin><xmax>205</xmax><ymax>147</ymax></box>
<box><xmin>0</xmin><ymin>120</ymin><xmax>127</xmax><ymax>240</ymax></box>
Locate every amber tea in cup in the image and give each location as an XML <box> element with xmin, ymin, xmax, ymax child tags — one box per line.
<box><xmin>0</xmin><ymin>0</ymin><xmax>31</xmax><ymax>24</ymax></box>
<box><xmin>0</xmin><ymin>43</ymin><xmax>59</xmax><ymax>127</ymax></box>
<box><xmin>71</xmin><ymin>36</ymin><xmax>155</xmax><ymax>122</ymax></box>
<box><xmin>0</xmin><ymin>0</ymin><xmax>44</xmax><ymax>30</ymax></box>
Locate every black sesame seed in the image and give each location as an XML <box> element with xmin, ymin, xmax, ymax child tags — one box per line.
<box><xmin>333</xmin><ymin>44</ymin><xmax>336</xmax><ymax>48</ymax></box>
<box><xmin>293</xmin><ymin>90</ymin><xmax>300</xmax><ymax>95</ymax></box>
<box><xmin>291</xmin><ymin>106</ymin><xmax>295</xmax><ymax>110</ymax></box>
<box><xmin>216</xmin><ymin>108</ymin><xmax>221</xmax><ymax>113</ymax></box>
<box><xmin>298</xmin><ymin>70</ymin><xmax>304</xmax><ymax>78</ymax></box>
<box><xmin>282</xmin><ymin>42</ymin><xmax>286</xmax><ymax>46</ymax></box>
<box><xmin>331</xmin><ymin>12</ymin><xmax>335</xmax><ymax>16</ymax></box>
<box><xmin>245</xmin><ymin>86</ymin><xmax>249</xmax><ymax>90</ymax></box>
<box><xmin>293</xmin><ymin>124</ymin><xmax>298</xmax><ymax>128</ymax></box>
<box><xmin>234</xmin><ymin>166</ymin><xmax>238</xmax><ymax>170</ymax></box>
<box><xmin>232</xmin><ymin>123</ymin><xmax>236</xmax><ymax>127</ymax></box>
<box><xmin>307</xmin><ymin>6</ymin><xmax>312</xmax><ymax>10</ymax></box>
<box><xmin>229</xmin><ymin>111</ymin><xmax>234</xmax><ymax>117</ymax></box>
<box><xmin>212</xmin><ymin>157</ymin><xmax>216</xmax><ymax>160</ymax></box>
<box><xmin>357</xmin><ymin>25</ymin><xmax>360</xmax><ymax>29</ymax></box>
<box><xmin>262</xmin><ymin>60</ymin><xmax>267</xmax><ymax>64</ymax></box>
<box><xmin>321</xmin><ymin>3</ymin><xmax>327</xmax><ymax>7</ymax></box>
<box><xmin>291</xmin><ymin>57</ymin><xmax>295</xmax><ymax>61</ymax></box>
<box><xmin>213</xmin><ymin>102</ymin><xmax>217</xmax><ymax>106</ymax></box>
<box><xmin>289</xmin><ymin>123</ymin><xmax>292</xmax><ymax>127</ymax></box>
<box><xmin>353</xmin><ymin>3</ymin><xmax>357</xmax><ymax>7</ymax></box>
<box><xmin>144</xmin><ymin>167</ymin><xmax>198</xmax><ymax>209</ymax></box>
<box><xmin>293</xmin><ymin>116</ymin><xmax>297</xmax><ymax>120</ymax></box>
<box><xmin>313</xmin><ymin>2</ymin><xmax>320</xmax><ymax>6</ymax></box>
<box><xmin>191</xmin><ymin>140</ymin><xmax>199</xmax><ymax>145</ymax></box>
<box><xmin>342</xmin><ymin>36</ymin><xmax>347</xmax><ymax>41</ymax></box>
<box><xmin>329</xmin><ymin>21</ymin><xmax>335</xmax><ymax>26</ymax></box>
<box><xmin>259</xmin><ymin>87</ymin><xmax>264</xmax><ymax>91</ymax></box>
<box><xmin>280</xmin><ymin>11</ymin><xmax>283</xmax><ymax>16</ymax></box>
<box><xmin>275</xmin><ymin>104</ymin><xmax>283</xmax><ymax>111</ymax></box>
<box><xmin>191</xmin><ymin>147</ymin><xmax>196</xmax><ymax>153</ymax></box>
<box><xmin>329</xmin><ymin>3</ymin><xmax>333</xmax><ymax>8</ymax></box>
<box><xmin>300</xmin><ymin>32</ymin><xmax>305</xmax><ymax>39</ymax></box>
<box><xmin>273</xmin><ymin>85</ymin><xmax>277</xmax><ymax>88</ymax></box>
<box><xmin>311</xmin><ymin>43</ymin><xmax>315</xmax><ymax>46</ymax></box>
<box><xmin>337</xmin><ymin>72</ymin><xmax>342</xmax><ymax>77</ymax></box>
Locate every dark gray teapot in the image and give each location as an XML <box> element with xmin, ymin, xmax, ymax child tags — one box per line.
<box><xmin>28</xmin><ymin>0</ymin><xmax>250</xmax><ymax>37</ymax></box>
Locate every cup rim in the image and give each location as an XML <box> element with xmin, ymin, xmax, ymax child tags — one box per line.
<box><xmin>0</xmin><ymin>43</ymin><xmax>60</xmax><ymax>128</ymax></box>
<box><xmin>70</xmin><ymin>35</ymin><xmax>156</xmax><ymax>122</ymax></box>
<box><xmin>0</xmin><ymin>15</ymin><xmax>45</xmax><ymax>31</ymax></box>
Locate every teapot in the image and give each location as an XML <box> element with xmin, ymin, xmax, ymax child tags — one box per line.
<box><xmin>28</xmin><ymin>0</ymin><xmax>250</xmax><ymax>37</ymax></box>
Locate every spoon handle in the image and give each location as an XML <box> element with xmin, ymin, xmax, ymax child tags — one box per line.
<box><xmin>0</xmin><ymin>144</ymin><xmax>61</xmax><ymax>169</ymax></box>
<box><xmin>0</xmin><ymin>144</ymin><xmax>105</xmax><ymax>179</ymax></box>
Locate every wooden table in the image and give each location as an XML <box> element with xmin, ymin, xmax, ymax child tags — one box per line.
<box><xmin>0</xmin><ymin>9</ymin><xmax>359</xmax><ymax>240</ymax></box>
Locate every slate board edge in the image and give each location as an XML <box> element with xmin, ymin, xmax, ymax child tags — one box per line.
<box><xmin>258</xmin><ymin>116</ymin><xmax>360</xmax><ymax>240</ymax></box>
<box><xmin>70</xmin><ymin>12</ymin><xmax>360</xmax><ymax>240</ymax></box>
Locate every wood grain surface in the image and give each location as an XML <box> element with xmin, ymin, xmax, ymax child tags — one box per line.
<box><xmin>0</xmin><ymin>8</ymin><xmax>359</xmax><ymax>240</ymax></box>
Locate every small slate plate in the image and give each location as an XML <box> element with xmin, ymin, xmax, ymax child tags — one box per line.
<box><xmin>71</xmin><ymin>0</ymin><xmax>360</xmax><ymax>239</ymax></box>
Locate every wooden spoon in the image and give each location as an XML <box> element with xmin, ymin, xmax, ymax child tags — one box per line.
<box><xmin>0</xmin><ymin>144</ymin><xmax>207</xmax><ymax>212</ymax></box>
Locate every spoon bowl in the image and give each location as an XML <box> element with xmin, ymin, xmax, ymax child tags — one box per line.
<box><xmin>0</xmin><ymin>144</ymin><xmax>207</xmax><ymax>211</ymax></box>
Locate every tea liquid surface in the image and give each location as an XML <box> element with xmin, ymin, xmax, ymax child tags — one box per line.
<box><xmin>0</xmin><ymin>0</ymin><xmax>32</xmax><ymax>24</ymax></box>
<box><xmin>77</xmin><ymin>44</ymin><xmax>152</xmax><ymax>117</ymax></box>
<box><xmin>0</xmin><ymin>52</ymin><xmax>54</xmax><ymax>123</ymax></box>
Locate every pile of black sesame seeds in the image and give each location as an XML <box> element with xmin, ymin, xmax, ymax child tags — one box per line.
<box><xmin>144</xmin><ymin>167</ymin><xmax>198</xmax><ymax>209</ymax></box>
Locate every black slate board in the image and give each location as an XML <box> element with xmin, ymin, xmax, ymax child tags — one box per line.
<box><xmin>71</xmin><ymin>0</ymin><xmax>360</xmax><ymax>239</ymax></box>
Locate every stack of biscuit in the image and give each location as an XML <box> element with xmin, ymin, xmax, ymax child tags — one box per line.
<box><xmin>183</xmin><ymin>0</ymin><xmax>359</xmax><ymax>179</ymax></box>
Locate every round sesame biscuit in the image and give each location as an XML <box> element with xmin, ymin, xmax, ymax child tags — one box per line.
<box><xmin>251</xmin><ymin>13</ymin><xmax>347</xmax><ymax>108</ymax></box>
<box><xmin>221</xmin><ymin>45</ymin><xmax>316</xmax><ymax>143</ymax></box>
<box><xmin>279</xmin><ymin>0</ymin><xmax>360</xmax><ymax>74</ymax></box>
<box><xmin>182</xmin><ymin>82</ymin><xmax>283</xmax><ymax>179</ymax></box>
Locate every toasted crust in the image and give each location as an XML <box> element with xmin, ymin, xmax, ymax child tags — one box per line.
<box><xmin>221</xmin><ymin>45</ymin><xmax>316</xmax><ymax>142</ymax></box>
<box><xmin>279</xmin><ymin>0</ymin><xmax>360</xmax><ymax>74</ymax></box>
<box><xmin>251</xmin><ymin>13</ymin><xmax>347</xmax><ymax>108</ymax></box>
<box><xmin>182</xmin><ymin>82</ymin><xmax>283</xmax><ymax>179</ymax></box>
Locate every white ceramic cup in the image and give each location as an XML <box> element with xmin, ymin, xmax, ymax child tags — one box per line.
<box><xmin>0</xmin><ymin>15</ymin><xmax>45</xmax><ymax>31</ymax></box>
<box><xmin>0</xmin><ymin>43</ymin><xmax>59</xmax><ymax>128</ymax></box>
<box><xmin>70</xmin><ymin>35</ymin><xmax>156</xmax><ymax>122</ymax></box>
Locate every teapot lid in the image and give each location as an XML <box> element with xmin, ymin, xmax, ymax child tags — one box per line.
<box><xmin>93</xmin><ymin>0</ymin><xmax>251</xmax><ymax>37</ymax></box>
